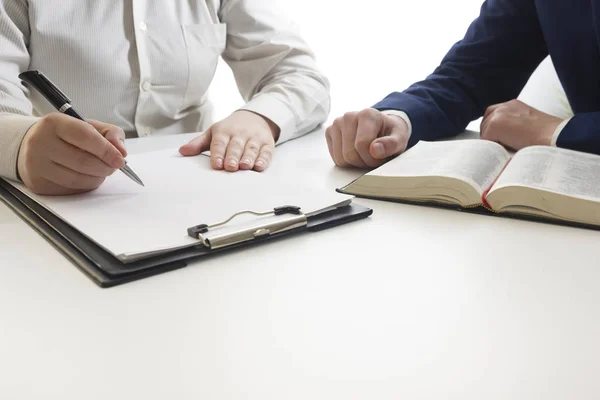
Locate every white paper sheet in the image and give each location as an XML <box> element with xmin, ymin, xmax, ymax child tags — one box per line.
<box><xmin>10</xmin><ymin>148</ymin><xmax>353</xmax><ymax>261</ymax></box>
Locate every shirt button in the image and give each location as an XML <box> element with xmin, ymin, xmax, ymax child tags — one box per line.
<box><xmin>141</xmin><ymin>81</ymin><xmax>151</xmax><ymax>92</ymax></box>
<box><xmin>139</xmin><ymin>22</ymin><xmax>147</xmax><ymax>32</ymax></box>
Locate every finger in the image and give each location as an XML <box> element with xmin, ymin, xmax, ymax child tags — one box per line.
<box><xmin>329</xmin><ymin>119</ymin><xmax>349</xmax><ymax>167</ymax></box>
<box><xmin>88</xmin><ymin>120</ymin><xmax>127</xmax><ymax>157</ymax></box>
<box><xmin>370</xmin><ymin>136</ymin><xmax>405</xmax><ymax>160</ymax></box>
<box><xmin>341</xmin><ymin>113</ymin><xmax>367</xmax><ymax>167</ymax></box>
<box><xmin>179</xmin><ymin>130</ymin><xmax>212</xmax><ymax>158</ymax></box>
<box><xmin>480</xmin><ymin>116</ymin><xmax>490</xmax><ymax>140</ymax></box>
<box><xmin>47</xmin><ymin>162</ymin><xmax>105</xmax><ymax>190</ymax></box>
<box><xmin>56</xmin><ymin>120</ymin><xmax>125</xmax><ymax>169</ymax></box>
<box><xmin>325</xmin><ymin>126</ymin><xmax>335</xmax><ymax>160</ymax></box>
<box><xmin>209</xmin><ymin>132</ymin><xmax>230</xmax><ymax>170</ymax></box>
<box><xmin>224</xmin><ymin>137</ymin><xmax>245</xmax><ymax>172</ymax></box>
<box><xmin>483</xmin><ymin>103</ymin><xmax>502</xmax><ymax>120</ymax></box>
<box><xmin>239</xmin><ymin>140</ymin><xmax>261</xmax><ymax>170</ymax></box>
<box><xmin>355</xmin><ymin>110</ymin><xmax>385</xmax><ymax>167</ymax></box>
<box><xmin>254</xmin><ymin>145</ymin><xmax>273</xmax><ymax>172</ymax></box>
<box><xmin>50</xmin><ymin>140</ymin><xmax>116</xmax><ymax>177</ymax></box>
<box><xmin>480</xmin><ymin>108</ymin><xmax>498</xmax><ymax>141</ymax></box>
<box><xmin>370</xmin><ymin>122</ymin><xmax>408</xmax><ymax>160</ymax></box>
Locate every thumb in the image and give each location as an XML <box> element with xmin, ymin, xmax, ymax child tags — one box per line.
<box><xmin>179</xmin><ymin>129</ymin><xmax>212</xmax><ymax>156</ymax></box>
<box><xmin>88</xmin><ymin>119</ymin><xmax>127</xmax><ymax>157</ymax></box>
<box><xmin>369</xmin><ymin>125</ymin><xmax>408</xmax><ymax>160</ymax></box>
<box><xmin>103</xmin><ymin>129</ymin><xmax>127</xmax><ymax>157</ymax></box>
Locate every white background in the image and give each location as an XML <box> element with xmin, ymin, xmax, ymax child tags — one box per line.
<box><xmin>3</xmin><ymin>2</ymin><xmax>594</xmax><ymax>400</ymax></box>
<box><xmin>209</xmin><ymin>0</ymin><xmax>571</xmax><ymax>131</ymax></box>
<box><xmin>210</xmin><ymin>0</ymin><xmax>486</xmax><ymax>125</ymax></box>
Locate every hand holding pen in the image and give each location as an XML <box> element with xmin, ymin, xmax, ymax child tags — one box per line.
<box><xmin>16</xmin><ymin>70</ymin><xmax>144</xmax><ymax>195</ymax></box>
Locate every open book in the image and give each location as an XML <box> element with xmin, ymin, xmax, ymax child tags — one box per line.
<box><xmin>338</xmin><ymin>139</ymin><xmax>600</xmax><ymax>228</ymax></box>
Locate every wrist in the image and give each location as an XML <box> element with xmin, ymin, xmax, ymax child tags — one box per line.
<box><xmin>235</xmin><ymin>110</ymin><xmax>281</xmax><ymax>141</ymax></box>
<box><xmin>541</xmin><ymin>117</ymin><xmax>565</xmax><ymax>146</ymax></box>
<box><xmin>381</xmin><ymin>109</ymin><xmax>412</xmax><ymax>139</ymax></box>
<box><xmin>549</xmin><ymin>117</ymin><xmax>571</xmax><ymax>147</ymax></box>
<box><xmin>16</xmin><ymin>121</ymin><xmax>38</xmax><ymax>183</ymax></box>
<box><xmin>387</xmin><ymin>113</ymin><xmax>409</xmax><ymax>131</ymax></box>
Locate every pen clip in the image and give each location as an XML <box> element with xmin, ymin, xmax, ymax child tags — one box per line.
<box><xmin>19</xmin><ymin>70</ymin><xmax>72</xmax><ymax>108</ymax></box>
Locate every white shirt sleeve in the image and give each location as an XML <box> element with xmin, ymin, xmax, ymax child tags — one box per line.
<box><xmin>220</xmin><ymin>0</ymin><xmax>331</xmax><ymax>144</ymax></box>
<box><xmin>380</xmin><ymin>109</ymin><xmax>412</xmax><ymax>140</ymax></box>
<box><xmin>551</xmin><ymin>117</ymin><xmax>572</xmax><ymax>147</ymax></box>
<box><xmin>0</xmin><ymin>1</ymin><xmax>40</xmax><ymax>181</ymax></box>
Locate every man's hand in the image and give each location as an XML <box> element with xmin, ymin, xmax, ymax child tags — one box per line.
<box><xmin>17</xmin><ymin>113</ymin><xmax>127</xmax><ymax>195</ymax></box>
<box><xmin>480</xmin><ymin>99</ymin><xmax>563</xmax><ymax>150</ymax></box>
<box><xmin>325</xmin><ymin>108</ymin><xmax>410</xmax><ymax>168</ymax></box>
<box><xmin>179</xmin><ymin>110</ymin><xmax>280</xmax><ymax>172</ymax></box>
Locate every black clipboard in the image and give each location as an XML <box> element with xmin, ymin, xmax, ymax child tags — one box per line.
<box><xmin>0</xmin><ymin>179</ymin><xmax>373</xmax><ymax>288</ymax></box>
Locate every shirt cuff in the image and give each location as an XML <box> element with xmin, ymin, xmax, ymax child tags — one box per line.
<box><xmin>551</xmin><ymin>117</ymin><xmax>572</xmax><ymax>147</ymax></box>
<box><xmin>238</xmin><ymin>94</ymin><xmax>297</xmax><ymax>145</ymax></box>
<box><xmin>0</xmin><ymin>114</ymin><xmax>40</xmax><ymax>181</ymax></box>
<box><xmin>380</xmin><ymin>109</ymin><xmax>412</xmax><ymax>140</ymax></box>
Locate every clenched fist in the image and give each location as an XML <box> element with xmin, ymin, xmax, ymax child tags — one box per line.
<box><xmin>325</xmin><ymin>108</ymin><xmax>410</xmax><ymax>168</ymax></box>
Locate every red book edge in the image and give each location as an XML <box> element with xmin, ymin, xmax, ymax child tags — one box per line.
<box><xmin>481</xmin><ymin>157</ymin><xmax>512</xmax><ymax>210</ymax></box>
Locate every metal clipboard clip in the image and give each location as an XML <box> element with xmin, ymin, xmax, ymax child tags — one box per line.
<box><xmin>187</xmin><ymin>205</ymin><xmax>307</xmax><ymax>250</ymax></box>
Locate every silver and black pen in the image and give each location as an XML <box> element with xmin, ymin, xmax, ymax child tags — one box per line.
<box><xmin>18</xmin><ymin>70</ymin><xmax>144</xmax><ymax>187</ymax></box>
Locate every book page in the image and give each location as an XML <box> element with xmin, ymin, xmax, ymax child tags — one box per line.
<box><xmin>9</xmin><ymin>148</ymin><xmax>353</xmax><ymax>261</ymax></box>
<box><xmin>369</xmin><ymin>140</ymin><xmax>510</xmax><ymax>194</ymax></box>
<box><xmin>489</xmin><ymin>146</ymin><xmax>600</xmax><ymax>200</ymax></box>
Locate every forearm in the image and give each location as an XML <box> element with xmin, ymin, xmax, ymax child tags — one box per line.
<box><xmin>239</xmin><ymin>62</ymin><xmax>330</xmax><ymax>144</ymax></box>
<box><xmin>0</xmin><ymin>0</ymin><xmax>38</xmax><ymax>181</ymax></box>
<box><xmin>373</xmin><ymin>0</ymin><xmax>548</xmax><ymax>147</ymax></box>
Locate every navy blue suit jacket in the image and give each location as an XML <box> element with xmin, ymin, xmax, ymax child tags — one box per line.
<box><xmin>373</xmin><ymin>0</ymin><xmax>600</xmax><ymax>154</ymax></box>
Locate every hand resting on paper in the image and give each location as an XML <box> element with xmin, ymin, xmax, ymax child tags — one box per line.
<box><xmin>480</xmin><ymin>99</ymin><xmax>564</xmax><ymax>151</ymax></box>
<box><xmin>179</xmin><ymin>110</ymin><xmax>280</xmax><ymax>172</ymax></box>
<box><xmin>17</xmin><ymin>113</ymin><xmax>127</xmax><ymax>195</ymax></box>
<box><xmin>325</xmin><ymin>108</ymin><xmax>410</xmax><ymax>168</ymax></box>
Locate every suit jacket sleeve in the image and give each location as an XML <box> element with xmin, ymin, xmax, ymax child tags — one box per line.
<box><xmin>556</xmin><ymin>114</ymin><xmax>600</xmax><ymax>155</ymax></box>
<box><xmin>373</xmin><ymin>0</ymin><xmax>548</xmax><ymax>148</ymax></box>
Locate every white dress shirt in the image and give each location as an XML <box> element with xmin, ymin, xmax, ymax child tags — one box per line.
<box><xmin>0</xmin><ymin>0</ymin><xmax>330</xmax><ymax>181</ymax></box>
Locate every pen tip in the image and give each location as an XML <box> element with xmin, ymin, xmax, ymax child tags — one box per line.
<box><xmin>120</xmin><ymin>164</ymin><xmax>145</xmax><ymax>187</ymax></box>
<box><xmin>133</xmin><ymin>176</ymin><xmax>145</xmax><ymax>187</ymax></box>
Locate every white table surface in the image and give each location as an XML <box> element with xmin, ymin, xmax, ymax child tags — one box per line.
<box><xmin>1</xmin><ymin>129</ymin><xmax>600</xmax><ymax>400</ymax></box>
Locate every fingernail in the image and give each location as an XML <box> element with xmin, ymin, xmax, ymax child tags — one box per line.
<box><xmin>113</xmin><ymin>156</ymin><xmax>125</xmax><ymax>169</ymax></box>
<box><xmin>241</xmin><ymin>158</ymin><xmax>251</xmax><ymax>166</ymax></box>
<box><xmin>227</xmin><ymin>159</ymin><xmax>238</xmax><ymax>168</ymax></box>
<box><xmin>216</xmin><ymin>158</ymin><xmax>223</xmax><ymax>168</ymax></box>
<box><xmin>255</xmin><ymin>160</ymin><xmax>265</xmax><ymax>169</ymax></box>
<box><xmin>374</xmin><ymin>143</ymin><xmax>385</xmax><ymax>158</ymax></box>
